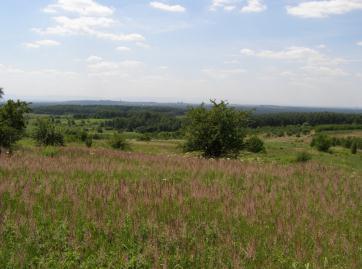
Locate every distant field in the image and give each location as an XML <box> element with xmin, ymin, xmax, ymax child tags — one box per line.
<box><xmin>1</xmin><ymin>131</ymin><xmax>361</xmax><ymax>268</ymax></box>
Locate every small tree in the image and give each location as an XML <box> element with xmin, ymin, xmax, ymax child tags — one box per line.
<box><xmin>33</xmin><ymin>119</ymin><xmax>65</xmax><ymax>146</ymax></box>
<box><xmin>311</xmin><ymin>134</ymin><xmax>332</xmax><ymax>152</ymax></box>
<box><xmin>183</xmin><ymin>100</ymin><xmax>248</xmax><ymax>158</ymax></box>
<box><xmin>109</xmin><ymin>133</ymin><xmax>128</xmax><ymax>150</ymax></box>
<box><xmin>0</xmin><ymin>96</ymin><xmax>30</xmax><ymax>153</ymax></box>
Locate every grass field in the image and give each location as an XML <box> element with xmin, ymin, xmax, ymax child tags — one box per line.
<box><xmin>0</xmin><ymin>131</ymin><xmax>361</xmax><ymax>268</ymax></box>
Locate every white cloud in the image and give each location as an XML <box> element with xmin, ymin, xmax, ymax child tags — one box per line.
<box><xmin>116</xmin><ymin>46</ymin><xmax>131</xmax><ymax>52</ymax></box>
<box><xmin>210</xmin><ymin>0</ymin><xmax>266</xmax><ymax>13</ymax></box>
<box><xmin>87</xmin><ymin>58</ymin><xmax>144</xmax><ymax>77</ymax></box>
<box><xmin>86</xmin><ymin>55</ymin><xmax>103</xmax><ymax>63</ymax></box>
<box><xmin>240</xmin><ymin>0</ymin><xmax>266</xmax><ymax>13</ymax></box>
<box><xmin>33</xmin><ymin>16</ymin><xmax>144</xmax><ymax>42</ymax></box>
<box><xmin>240</xmin><ymin>46</ymin><xmax>340</xmax><ymax>64</ymax></box>
<box><xmin>210</xmin><ymin>0</ymin><xmax>238</xmax><ymax>11</ymax></box>
<box><xmin>24</xmin><ymin>39</ymin><xmax>60</xmax><ymax>48</ymax></box>
<box><xmin>357</xmin><ymin>41</ymin><xmax>362</xmax><ymax>46</ymax></box>
<box><xmin>34</xmin><ymin>1</ymin><xmax>144</xmax><ymax>43</ymax></box>
<box><xmin>150</xmin><ymin>2</ymin><xmax>186</xmax><ymax>12</ymax></box>
<box><xmin>287</xmin><ymin>0</ymin><xmax>362</xmax><ymax>18</ymax></box>
<box><xmin>241</xmin><ymin>46</ymin><xmax>346</xmax><ymax>77</ymax></box>
<box><xmin>44</xmin><ymin>0</ymin><xmax>114</xmax><ymax>17</ymax></box>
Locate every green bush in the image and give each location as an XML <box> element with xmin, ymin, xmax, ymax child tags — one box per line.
<box><xmin>33</xmin><ymin>119</ymin><xmax>65</xmax><ymax>147</ymax></box>
<box><xmin>351</xmin><ymin>142</ymin><xmax>357</xmax><ymax>154</ymax></box>
<box><xmin>295</xmin><ymin>152</ymin><xmax>312</xmax><ymax>163</ymax></box>
<box><xmin>183</xmin><ymin>100</ymin><xmax>248</xmax><ymax>158</ymax></box>
<box><xmin>85</xmin><ymin>137</ymin><xmax>93</xmax><ymax>148</ymax></box>
<box><xmin>311</xmin><ymin>134</ymin><xmax>332</xmax><ymax>152</ymax></box>
<box><xmin>245</xmin><ymin>136</ymin><xmax>265</xmax><ymax>153</ymax></box>
<box><xmin>109</xmin><ymin>133</ymin><xmax>128</xmax><ymax>150</ymax></box>
<box><xmin>137</xmin><ymin>133</ymin><xmax>152</xmax><ymax>142</ymax></box>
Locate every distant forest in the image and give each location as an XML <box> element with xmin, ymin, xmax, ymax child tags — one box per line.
<box><xmin>30</xmin><ymin>104</ymin><xmax>362</xmax><ymax>133</ymax></box>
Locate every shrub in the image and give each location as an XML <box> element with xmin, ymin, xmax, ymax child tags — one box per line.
<box><xmin>109</xmin><ymin>133</ymin><xmax>128</xmax><ymax>150</ymax></box>
<box><xmin>33</xmin><ymin>119</ymin><xmax>65</xmax><ymax>147</ymax></box>
<box><xmin>85</xmin><ymin>137</ymin><xmax>93</xmax><ymax>148</ymax></box>
<box><xmin>245</xmin><ymin>136</ymin><xmax>265</xmax><ymax>153</ymax></box>
<box><xmin>137</xmin><ymin>133</ymin><xmax>152</xmax><ymax>142</ymax></box>
<box><xmin>183</xmin><ymin>100</ymin><xmax>248</xmax><ymax>158</ymax></box>
<box><xmin>351</xmin><ymin>142</ymin><xmax>357</xmax><ymax>154</ymax></box>
<box><xmin>295</xmin><ymin>152</ymin><xmax>312</xmax><ymax>163</ymax></box>
<box><xmin>311</xmin><ymin>134</ymin><xmax>332</xmax><ymax>152</ymax></box>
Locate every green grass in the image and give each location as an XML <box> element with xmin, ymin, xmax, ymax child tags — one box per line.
<box><xmin>2</xmin><ymin>118</ymin><xmax>361</xmax><ymax>268</ymax></box>
<box><xmin>0</xmin><ymin>145</ymin><xmax>361</xmax><ymax>268</ymax></box>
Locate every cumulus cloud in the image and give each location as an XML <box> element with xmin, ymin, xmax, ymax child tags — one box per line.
<box><xmin>357</xmin><ymin>41</ymin><xmax>362</xmax><ymax>46</ymax></box>
<box><xmin>43</xmin><ymin>0</ymin><xmax>114</xmax><ymax>17</ymax></box>
<box><xmin>150</xmin><ymin>2</ymin><xmax>186</xmax><ymax>12</ymax></box>
<box><xmin>210</xmin><ymin>0</ymin><xmax>266</xmax><ymax>13</ymax></box>
<box><xmin>240</xmin><ymin>0</ymin><xmax>266</xmax><ymax>13</ymax></box>
<box><xmin>24</xmin><ymin>39</ymin><xmax>60</xmax><ymax>48</ymax></box>
<box><xmin>33</xmin><ymin>0</ymin><xmax>144</xmax><ymax>43</ymax></box>
<box><xmin>287</xmin><ymin>0</ymin><xmax>362</xmax><ymax>18</ymax></box>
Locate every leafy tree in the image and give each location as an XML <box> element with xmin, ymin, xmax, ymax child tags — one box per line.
<box><xmin>0</xmin><ymin>96</ymin><xmax>30</xmax><ymax>153</ymax></box>
<box><xmin>0</xmin><ymin>87</ymin><xmax>3</xmax><ymax>99</ymax></box>
<box><xmin>33</xmin><ymin>119</ymin><xmax>65</xmax><ymax>146</ymax></box>
<box><xmin>311</xmin><ymin>134</ymin><xmax>332</xmax><ymax>152</ymax></box>
<box><xmin>245</xmin><ymin>136</ymin><xmax>265</xmax><ymax>153</ymax></box>
<box><xmin>109</xmin><ymin>133</ymin><xmax>128</xmax><ymax>150</ymax></box>
<box><xmin>183</xmin><ymin>100</ymin><xmax>248</xmax><ymax>158</ymax></box>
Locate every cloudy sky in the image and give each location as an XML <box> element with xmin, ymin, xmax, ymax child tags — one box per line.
<box><xmin>1</xmin><ymin>0</ymin><xmax>362</xmax><ymax>107</ymax></box>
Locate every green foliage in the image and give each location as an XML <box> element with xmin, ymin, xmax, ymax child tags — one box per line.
<box><xmin>183</xmin><ymin>100</ymin><xmax>248</xmax><ymax>158</ymax></box>
<box><xmin>351</xmin><ymin>142</ymin><xmax>357</xmax><ymax>154</ymax></box>
<box><xmin>33</xmin><ymin>119</ymin><xmax>65</xmax><ymax>147</ymax></box>
<box><xmin>137</xmin><ymin>133</ymin><xmax>152</xmax><ymax>142</ymax></box>
<box><xmin>295</xmin><ymin>152</ymin><xmax>312</xmax><ymax>163</ymax></box>
<box><xmin>0</xmin><ymin>99</ymin><xmax>30</xmax><ymax>152</ymax></box>
<box><xmin>245</xmin><ymin>136</ymin><xmax>266</xmax><ymax>153</ymax></box>
<box><xmin>311</xmin><ymin>134</ymin><xmax>332</xmax><ymax>152</ymax></box>
<box><xmin>109</xmin><ymin>133</ymin><xmax>128</xmax><ymax>150</ymax></box>
<box><xmin>85</xmin><ymin>136</ymin><xmax>93</xmax><ymax>148</ymax></box>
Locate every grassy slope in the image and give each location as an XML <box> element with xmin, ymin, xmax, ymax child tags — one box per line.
<box><xmin>0</xmin><ymin>135</ymin><xmax>361</xmax><ymax>268</ymax></box>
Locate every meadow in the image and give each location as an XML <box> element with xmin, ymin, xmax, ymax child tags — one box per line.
<box><xmin>0</xmin><ymin>124</ymin><xmax>361</xmax><ymax>268</ymax></box>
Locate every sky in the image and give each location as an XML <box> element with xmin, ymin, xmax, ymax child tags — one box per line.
<box><xmin>0</xmin><ymin>0</ymin><xmax>362</xmax><ymax>107</ymax></box>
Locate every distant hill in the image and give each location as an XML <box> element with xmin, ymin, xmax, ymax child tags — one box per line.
<box><xmin>29</xmin><ymin>100</ymin><xmax>362</xmax><ymax>114</ymax></box>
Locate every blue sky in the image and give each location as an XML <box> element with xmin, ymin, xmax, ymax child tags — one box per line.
<box><xmin>1</xmin><ymin>0</ymin><xmax>362</xmax><ymax>107</ymax></box>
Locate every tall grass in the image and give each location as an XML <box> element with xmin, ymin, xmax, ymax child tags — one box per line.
<box><xmin>0</xmin><ymin>147</ymin><xmax>361</xmax><ymax>268</ymax></box>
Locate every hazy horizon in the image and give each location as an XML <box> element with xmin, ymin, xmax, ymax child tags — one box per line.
<box><xmin>1</xmin><ymin>0</ymin><xmax>362</xmax><ymax>107</ymax></box>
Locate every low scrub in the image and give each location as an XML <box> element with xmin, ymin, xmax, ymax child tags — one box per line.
<box><xmin>109</xmin><ymin>133</ymin><xmax>129</xmax><ymax>150</ymax></box>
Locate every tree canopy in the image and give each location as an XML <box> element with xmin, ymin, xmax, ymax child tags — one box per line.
<box><xmin>183</xmin><ymin>100</ymin><xmax>249</xmax><ymax>158</ymax></box>
<box><xmin>0</xmin><ymin>96</ymin><xmax>30</xmax><ymax>152</ymax></box>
